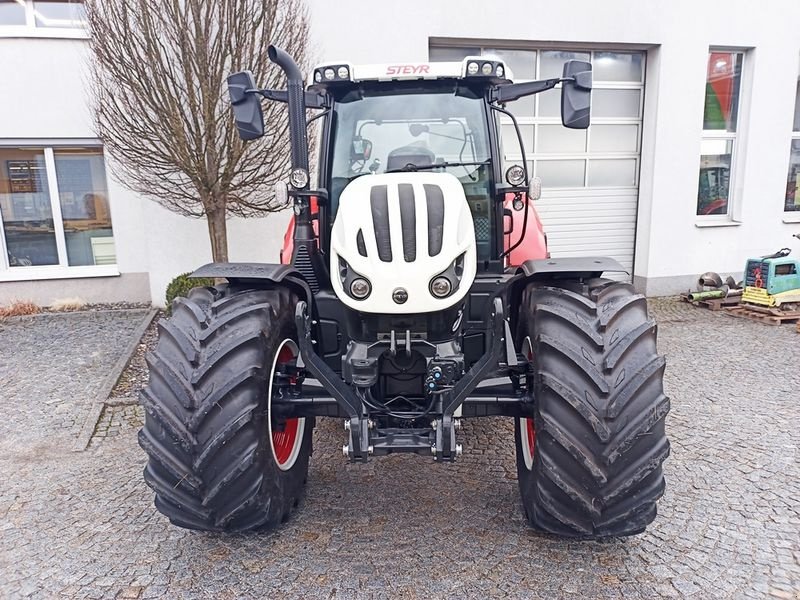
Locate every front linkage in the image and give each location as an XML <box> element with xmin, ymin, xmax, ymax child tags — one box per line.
<box><xmin>294</xmin><ymin>296</ymin><xmax>518</xmax><ymax>462</ymax></box>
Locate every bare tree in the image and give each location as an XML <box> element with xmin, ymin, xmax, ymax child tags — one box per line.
<box><xmin>84</xmin><ymin>0</ymin><xmax>311</xmax><ymax>262</ymax></box>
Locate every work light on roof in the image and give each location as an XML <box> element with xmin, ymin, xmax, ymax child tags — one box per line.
<box><xmin>324</xmin><ymin>68</ymin><xmax>335</xmax><ymax>80</ymax></box>
<box><xmin>481</xmin><ymin>62</ymin><xmax>493</xmax><ymax>76</ymax></box>
<box><xmin>337</xmin><ymin>66</ymin><xmax>349</xmax><ymax>79</ymax></box>
<box><xmin>467</xmin><ymin>61</ymin><xmax>479</xmax><ymax>76</ymax></box>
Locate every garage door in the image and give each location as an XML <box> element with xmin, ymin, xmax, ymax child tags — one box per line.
<box><xmin>430</xmin><ymin>45</ymin><xmax>645</xmax><ymax>278</ymax></box>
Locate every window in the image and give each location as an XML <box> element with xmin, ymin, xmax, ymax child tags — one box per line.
<box><xmin>697</xmin><ymin>50</ymin><xmax>744</xmax><ymax>216</ymax></box>
<box><xmin>429</xmin><ymin>45</ymin><xmax>644</xmax><ymax>189</ymax></box>
<box><xmin>0</xmin><ymin>0</ymin><xmax>85</xmax><ymax>30</ymax></box>
<box><xmin>0</xmin><ymin>145</ymin><xmax>116</xmax><ymax>274</ymax></box>
<box><xmin>785</xmin><ymin>71</ymin><xmax>800</xmax><ymax>213</ymax></box>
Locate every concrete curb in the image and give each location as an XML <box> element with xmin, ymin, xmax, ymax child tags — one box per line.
<box><xmin>72</xmin><ymin>307</ymin><xmax>158</xmax><ymax>452</ymax></box>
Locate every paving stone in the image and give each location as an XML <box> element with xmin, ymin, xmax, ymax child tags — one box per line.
<box><xmin>0</xmin><ymin>300</ymin><xmax>799</xmax><ymax>598</ymax></box>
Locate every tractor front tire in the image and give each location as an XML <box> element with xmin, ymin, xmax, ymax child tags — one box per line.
<box><xmin>515</xmin><ymin>281</ymin><xmax>670</xmax><ymax>538</ymax></box>
<box><xmin>139</xmin><ymin>285</ymin><xmax>312</xmax><ymax>532</ymax></box>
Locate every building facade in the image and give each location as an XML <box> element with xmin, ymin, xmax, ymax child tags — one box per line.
<box><xmin>1</xmin><ymin>0</ymin><xmax>799</xmax><ymax>305</ymax></box>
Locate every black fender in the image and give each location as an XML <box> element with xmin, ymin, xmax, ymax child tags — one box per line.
<box><xmin>190</xmin><ymin>262</ymin><xmax>314</xmax><ymax>307</ymax></box>
<box><xmin>515</xmin><ymin>256</ymin><xmax>627</xmax><ymax>279</ymax></box>
<box><xmin>506</xmin><ymin>256</ymin><xmax>629</xmax><ymax>341</ymax></box>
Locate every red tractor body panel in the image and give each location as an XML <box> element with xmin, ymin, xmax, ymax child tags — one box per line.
<box><xmin>503</xmin><ymin>193</ymin><xmax>548</xmax><ymax>267</ymax></box>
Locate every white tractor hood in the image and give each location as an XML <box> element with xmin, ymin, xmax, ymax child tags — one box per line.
<box><xmin>329</xmin><ymin>172</ymin><xmax>477</xmax><ymax>314</ymax></box>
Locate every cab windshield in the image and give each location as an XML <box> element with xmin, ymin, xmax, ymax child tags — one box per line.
<box><xmin>329</xmin><ymin>84</ymin><xmax>493</xmax><ymax>259</ymax></box>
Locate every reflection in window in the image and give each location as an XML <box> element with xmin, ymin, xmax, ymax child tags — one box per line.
<box><xmin>697</xmin><ymin>51</ymin><xmax>744</xmax><ymax>216</ymax></box>
<box><xmin>33</xmin><ymin>0</ymin><xmax>85</xmax><ymax>28</ymax></box>
<box><xmin>54</xmin><ymin>149</ymin><xmax>115</xmax><ymax>266</ymax></box>
<box><xmin>703</xmin><ymin>52</ymin><xmax>743</xmax><ymax>132</ymax></box>
<box><xmin>785</xmin><ymin>74</ymin><xmax>800</xmax><ymax>213</ymax></box>
<box><xmin>0</xmin><ymin>148</ymin><xmax>58</xmax><ymax>266</ymax></box>
<box><xmin>697</xmin><ymin>139</ymin><xmax>733</xmax><ymax>215</ymax></box>
<box><xmin>0</xmin><ymin>0</ymin><xmax>27</xmax><ymax>25</ymax></box>
<box><xmin>786</xmin><ymin>139</ymin><xmax>800</xmax><ymax>212</ymax></box>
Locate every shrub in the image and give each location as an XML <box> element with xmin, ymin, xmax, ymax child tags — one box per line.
<box><xmin>0</xmin><ymin>300</ymin><xmax>41</xmax><ymax>319</ymax></box>
<box><xmin>165</xmin><ymin>272</ymin><xmax>214</xmax><ymax>313</ymax></box>
<box><xmin>50</xmin><ymin>297</ymin><xmax>87</xmax><ymax>312</ymax></box>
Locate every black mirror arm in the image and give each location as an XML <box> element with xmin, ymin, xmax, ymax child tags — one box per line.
<box><xmin>492</xmin><ymin>75</ymin><xmax>591</xmax><ymax>104</ymax></box>
<box><xmin>250</xmin><ymin>88</ymin><xmax>329</xmax><ymax>109</ymax></box>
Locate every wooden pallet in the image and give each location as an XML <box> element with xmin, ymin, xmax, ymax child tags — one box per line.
<box><xmin>724</xmin><ymin>304</ymin><xmax>800</xmax><ymax>325</ymax></box>
<box><xmin>680</xmin><ymin>293</ymin><xmax>742</xmax><ymax>311</ymax></box>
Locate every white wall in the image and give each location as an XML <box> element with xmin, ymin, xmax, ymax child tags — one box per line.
<box><xmin>3</xmin><ymin>1</ymin><xmax>800</xmax><ymax>303</ymax></box>
<box><xmin>308</xmin><ymin>0</ymin><xmax>800</xmax><ymax>293</ymax></box>
<box><xmin>0</xmin><ymin>36</ymin><xmax>292</xmax><ymax>306</ymax></box>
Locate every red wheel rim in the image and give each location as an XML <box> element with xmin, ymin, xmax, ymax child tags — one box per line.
<box><xmin>272</xmin><ymin>416</ymin><xmax>300</xmax><ymax>466</ymax></box>
<box><xmin>269</xmin><ymin>341</ymin><xmax>305</xmax><ymax>470</ymax></box>
<box><xmin>525</xmin><ymin>418</ymin><xmax>535</xmax><ymax>459</ymax></box>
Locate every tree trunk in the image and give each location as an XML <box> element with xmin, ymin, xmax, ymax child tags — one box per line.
<box><xmin>206</xmin><ymin>204</ymin><xmax>229</xmax><ymax>263</ymax></box>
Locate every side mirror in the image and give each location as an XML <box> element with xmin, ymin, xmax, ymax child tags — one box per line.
<box><xmin>561</xmin><ymin>60</ymin><xmax>592</xmax><ymax>130</ymax></box>
<box><xmin>528</xmin><ymin>176</ymin><xmax>542</xmax><ymax>201</ymax></box>
<box><xmin>227</xmin><ymin>71</ymin><xmax>265</xmax><ymax>141</ymax></box>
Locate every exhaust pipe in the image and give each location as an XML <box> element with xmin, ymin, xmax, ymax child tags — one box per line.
<box><xmin>267</xmin><ymin>45</ymin><xmax>322</xmax><ymax>290</ymax></box>
<box><xmin>268</xmin><ymin>45</ymin><xmax>309</xmax><ymax>173</ymax></box>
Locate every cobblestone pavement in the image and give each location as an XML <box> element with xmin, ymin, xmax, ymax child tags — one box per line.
<box><xmin>1</xmin><ymin>301</ymin><xmax>799</xmax><ymax>599</ymax></box>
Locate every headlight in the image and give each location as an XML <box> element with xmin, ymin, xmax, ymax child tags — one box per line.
<box><xmin>430</xmin><ymin>276</ymin><xmax>453</xmax><ymax>298</ymax></box>
<box><xmin>350</xmin><ymin>278</ymin><xmax>371</xmax><ymax>299</ymax></box>
<box><xmin>506</xmin><ymin>164</ymin><xmax>525</xmax><ymax>186</ymax></box>
<box><xmin>289</xmin><ymin>168</ymin><xmax>309</xmax><ymax>189</ymax></box>
<box><xmin>467</xmin><ymin>62</ymin><xmax>479</xmax><ymax>76</ymax></box>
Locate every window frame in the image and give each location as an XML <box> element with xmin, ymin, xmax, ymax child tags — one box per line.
<box><xmin>784</xmin><ymin>66</ymin><xmax>800</xmax><ymax>218</ymax></box>
<box><xmin>0</xmin><ymin>140</ymin><xmax>118</xmax><ymax>281</ymax></box>
<box><xmin>696</xmin><ymin>48</ymin><xmax>747</xmax><ymax>222</ymax></box>
<box><xmin>0</xmin><ymin>0</ymin><xmax>88</xmax><ymax>40</ymax></box>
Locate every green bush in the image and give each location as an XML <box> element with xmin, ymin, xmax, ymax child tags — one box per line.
<box><xmin>165</xmin><ymin>272</ymin><xmax>214</xmax><ymax>313</ymax></box>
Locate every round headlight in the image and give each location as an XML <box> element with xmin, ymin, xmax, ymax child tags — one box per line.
<box><xmin>337</xmin><ymin>66</ymin><xmax>349</xmax><ymax>79</ymax></box>
<box><xmin>324</xmin><ymin>67</ymin><xmax>335</xmax><ymax>80</ymax></box>
<box><xmin>430</xmin><ymin>276</ymin><xmax>452</xmax><ymax>298</ymax></box>
<box><xmin>467</xmin><ymin>62</ymin><xmax>479</xmax><ymax>76</ymax></box>
<box><xmin>496</xmin><ymin>65</ymin><xmax>504</xmax><ymax>78</ymax></box>
<box><xmin>481</xmin><ymin>62</ymin><xmax>493</xmax><ymax>76</ymax></box>
<box><xmin>506</xmin><ymin>164</ymin><xmax>526</xmax><ymax>186</ymax></box>
<box><xmin>350</xmin><ymin>278</ymin><xmax>371</xmax><ymax>299</ymax></box>
<box><xmin>289</xmin><ymin>168</ymin><xmax>309</xmax><ymax>189</ymax></box>
<box><xmin>314</xmin><ymin>71</ymin><xmax>322</xmax><ymax>83</ymax></box>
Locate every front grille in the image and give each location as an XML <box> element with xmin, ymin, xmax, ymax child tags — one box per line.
<box><xmin>424</xmin><ymin>184</ymin><xmax>444</xmax><ymax>256</ymax></box>
<box><xmin>398</xmin><ymin>183</ymin><xmax>416</xmax><ymax>262</ymax></box>
<box><xmin>370</xmin><ymin>185</ymin><xmax>392</xmax><ymax>262</ymax></box>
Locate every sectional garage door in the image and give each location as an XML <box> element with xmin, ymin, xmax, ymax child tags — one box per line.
<box><xmin>430</xmin><ymin>44</ymin><xmax>645</xmax><ymax>278</ymax></box>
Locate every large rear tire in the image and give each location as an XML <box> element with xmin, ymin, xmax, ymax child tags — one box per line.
<box><xmin>139</xmin><ymin>285</ymin><xmax>312</xmax><ymax>532</ymax></box>
<box><xmin>515</xmin><ymin>280</ymin><xmax>670</xmax><ymax>538</ymax></box>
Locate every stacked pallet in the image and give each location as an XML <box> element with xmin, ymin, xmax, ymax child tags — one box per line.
<box><xmin>724</xmin><ymin>303</ymin><xmax>800</xmax><ymax>326</ymax></box>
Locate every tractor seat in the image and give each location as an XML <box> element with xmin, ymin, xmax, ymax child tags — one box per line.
<box><xmin>386</xmin><ymin>144</ymin><xmax>436</xmax><ymax>172</ymax></box>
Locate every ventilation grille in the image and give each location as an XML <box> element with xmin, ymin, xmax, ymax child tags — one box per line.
<box><xmin>364</xmin><ymin>182</ymin><xmax>446</xmax><ymax>263</ymax></box>
<box><xmin>370</xmin><ymin>185</ymin><xmax>392</xmax><ymax>262</ymax></box>
<box><xmin>294</xmin><ymin>243</ymin><xmax>319</xmax><ymax>293</ymax></box>
<box><xmin>424</xmin><ymin>184</ymin><xmax>444</xmax><ymax>257</ymax></box>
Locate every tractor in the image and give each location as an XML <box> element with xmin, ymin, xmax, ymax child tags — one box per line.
<box><xmin>138</xmin><ymin>46</ymin><xmax>670</xmax><ymax>538</ymax></box>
